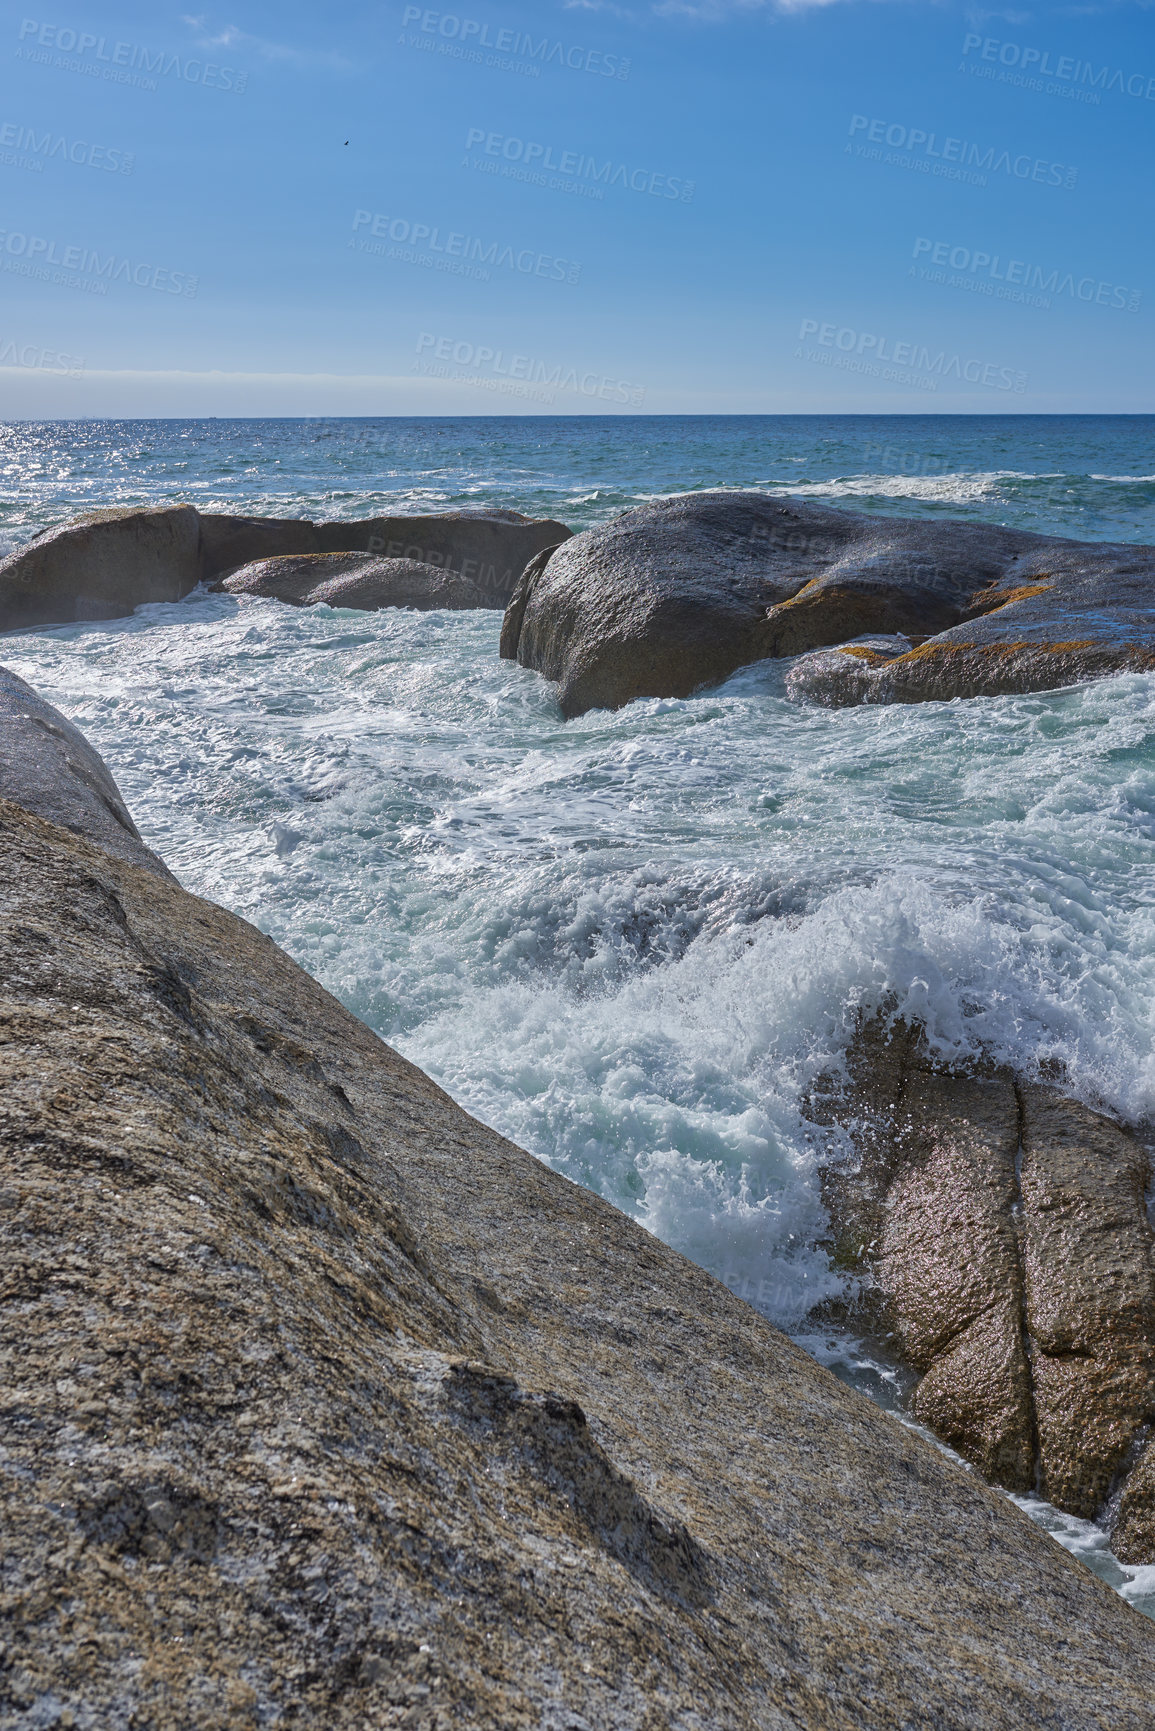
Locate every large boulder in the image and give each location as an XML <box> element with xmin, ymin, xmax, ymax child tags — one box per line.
<box><xmin>0</xmin><ymin>663</ymin><xmax>170</xmax><ymax>876</ymax></box>
<box><xmin>501</xmin><ymin>493</ymin><xmax>1155</xmax><ymax>716</ymax></box>
<box><xmin>0</xmin><ymin>506</ymin><xmax>202</xmax><ymax>633</ymax></box>
<box><xmin>1</xmin><ymin>509</ymin><xmax>572</xmax><ymax>633</ymax></box>
<box><xmin>220</xmin><ymin>553</ymin><xmax>493</xmax><ymax>611</ymax></box>
<box><xmin>818</xmin><ymin>1018</ymin><xmax>1155</xmax><ymax>1558</ymax></box>
<box><xmin>2</xmin><ymin>734</ymin><xmax>1154</xmax><ymax>1723</ymax></box>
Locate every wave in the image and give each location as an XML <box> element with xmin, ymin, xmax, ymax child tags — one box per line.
<box><xmin>9</xmin><ymin>596</ymin><xmax>1155</xmax><ymax>1348</ymax></box>
<box><xmin>762</xmin><ymin>471</ymin><xmax>1065</xmax><ymax>506</ymax></box>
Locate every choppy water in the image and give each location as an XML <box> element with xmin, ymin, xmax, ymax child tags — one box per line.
<box><xmin>3</xmin><ymin>413</ymin><xmax>1155</xmax><ymax>551</ymax></box>
<box><xmin>3</xmin><ymin>415</ymin><xmax>1155</xmax><ymax>1614</ymax></box>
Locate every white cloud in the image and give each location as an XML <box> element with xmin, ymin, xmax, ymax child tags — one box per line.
<box><xmin>181</xmin><ymin>16</ymin><xmax>354</xmax><ymax>71</ymax></box>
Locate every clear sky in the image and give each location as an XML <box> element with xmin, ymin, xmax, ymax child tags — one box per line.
<box><xmin>1</xmin><ymin>0</ymin><xmax>1152</xmax><ymax>414</ymax></box>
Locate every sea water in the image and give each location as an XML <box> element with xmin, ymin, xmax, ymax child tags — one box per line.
<box><xmin>3</xmin><ymin>414</ymin><xmax>1154</xmax><ymax>1614</ymax></box>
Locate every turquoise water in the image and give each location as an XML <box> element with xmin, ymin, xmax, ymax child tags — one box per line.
<box><xmin>3</xmin><ymin>414</ymin><xmax>1155</xmax><ymax>1613</ymax></box>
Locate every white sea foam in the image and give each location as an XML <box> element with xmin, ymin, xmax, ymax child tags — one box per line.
<box><xmin>9</xmin><ymin>592</ymin><xmax>1155</xmax><ymax>1299</ymax></box>
<box><xmin>8</xmin><ymin>585</ymin><xmax>1155</xmax><ymax>1614</ymax></box>
<box><xmin>763</xmin><ymin>470</ymin><xmax>1062</xmax><ymax>506</ymax></box>
<box><xmin>1005</xmin><ymin>1494</ymin><xmax>1155</xmax><ymax>1620</ymax></box>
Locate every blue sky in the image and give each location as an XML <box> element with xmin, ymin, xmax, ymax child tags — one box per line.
<box><xmin>1</xmin><ymin>0</ymin><xmax>1152</xmax><ymax>413</ymax></box>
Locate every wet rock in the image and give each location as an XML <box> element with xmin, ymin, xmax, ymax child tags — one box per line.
<box><xmin>309</xmin><ymin>558</ymin><xmax>492</xmax><ymax>610</ymax></box>
<box><xmin>820</xmin><ymin>1019</ymin><xmax>1155</xmax><ymax>1556</ymax></box>
<box><xmin>789</xmin><ymin>620</ymin><xmax>1155</xmax><ymax>710</ymax></box>
<box><xmin>1114</xmin><ymin>1440</ymin><xmax>1155</xmax><ymax>1563</ymax></box>
<box><xmin>0</xmin><ymin>505</ymin><xmax>202</xmax><ymax>632</ymax></box>
<box><xmin>1019</xmin><ymin>1088</ymin><xmax>1155</xmax><ymax>1517</ymax></box>
<box><xmin>503</xmin><ymin>492</ymin><xmax>827</xmax><ymax>716</ymax></box>
<box><xmin>502</xmin><ymin>492</ymin><xmax>1155</xmax><ymax>716</ymax></box>
<box><xmin>221</xmin><ymin>553</ymin><xmax>493</xmax><ymax>610</ymax></box>
<box><xmin>0</xmin><ymin>663</ymin><xmax>170</xmax><ymax>876</ymax></box>
<box><xmin>787</xmin><ymin>554</ymin><xmax>1155</xmax><ymax>704</ymax></box>
<box><xmin>1</xmin><ymin>718</ymin><xmax>1154</xmax><ymax>1726</ymax></box>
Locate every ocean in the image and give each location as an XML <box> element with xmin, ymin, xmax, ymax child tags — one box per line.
<box><xmin>4</xmin><ymin>413</ymin><xmax>1155</xmax><ymax>1613</ymax></box>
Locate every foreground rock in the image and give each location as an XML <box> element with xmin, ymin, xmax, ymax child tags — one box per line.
<box><xmin>0</xmin><ymin>508</ymin><xmax>571</xmax><ymax>632</ymax></box>
<box><xmin>501</xmin><ymin>493</ymin><xmax>1155</xmax><ymax>716</ymax></box>
<box><xmin>2</xmin><ymin>712</ymin><xmax>1154</xmax><ymax>1723</ymax></box>
<box><xmin>220</xmin><ymin>553</ymin><xmax>494</xmax><ymax>610</ymax></box>
<box><xmin>817</xmin><ymin>1018</ymin><xmax>1155</xmax><ymax>1560</ymax></box>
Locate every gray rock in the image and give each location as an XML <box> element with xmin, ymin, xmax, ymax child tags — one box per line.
<box><xmin>197</xmin><ymin>512</ymin><xmax>320</xmax><ymax>581</ymax></box>
<box><xmin>502</xmin><ymin>492</ymin><xmax>1155</xmax><ymax>716</ymax></box>
<box><xmin>221</xmin><ymin>554</ymin><xmax>493</xmax><ymax>611</ymax></box>
<box><xmin>0</xmin><ymin>505</ymin><xmax>202</xmax><ymax>633</ymax></box>
<box><xmin>217</xmin><ymin>551</ymin><xmax>383</xmax><ymax>605</ymax></box>
<box><xmin>313</xmin><ymin>509</ymin><xmax>572</xmax><ymax>605</ymax></box>
<box><xmin>1</xmin><ymin>741</ymin><xmax>1154</xmax><ymax>1724</ymax></box>
<box><xmin>1</xmin><ymin>510</ymin><xmax>573</xmax><ymax>634</ymax></box>
<box><xmin>0</xmin><ymin>663</ymin><xmax>170</xmax><ymax>876</ymax></box>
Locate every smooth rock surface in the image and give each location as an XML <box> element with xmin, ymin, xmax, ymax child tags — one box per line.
<box><xmin>214</xmin><ymin>550</ymin><xmax>368</xmax><ymax>605</ymax></box>
<box><xmin>1</xmin><ymin>509</ymin><xmax>572</xmax><ymax>633</ymax></box>
<box><xmin>312</xmin><ymin>509</ymin><xmax>571</xmax><ymax>604</ymax></box>
<box><xmin>221</xmin><ymin>554</ymin><xmax>493</xmax><ymax>611</ymax></box>
<box><xmin>197</xmin><ymin>512</ymin><xmax>320</xmax><ymax>580</ymax></box>
<box><xmin>818</xmin><ymin>1019</ymin><xmax>1155</xmax><ymax>1559</ymax></box>
<box><xmin>2</xmin><ymin>723</ymin><xmax>1155</xmax><ymax>1724</ymax></box>
<box><xmin>0</xmin><ymin>663</ymin><xmax>170</xmax><ymax>877</ymax></box>
<box><xmin>502</xmin><ymin>492</ymin><xmax>1155</xmax><ymax>716</ymax></box>
<box><xmin>0</xmin><ymin>506</ymin><xmax>202</xmax><ymax>633</ymax></box>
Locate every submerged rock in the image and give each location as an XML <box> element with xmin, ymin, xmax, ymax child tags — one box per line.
<box><xmin>501</xmin><ymin>492</ymin><xmax>1155</xmax><ymax>716</ymax></box>
<box><xmin>220</xmin><ymin>552</ymin><xmax>493</xmax><ymax>610</ymax></box>
<box><xmin>1</xmin><ymin>508</ymin><xmax>571</xmax><ymax>631</ymax></box>
<box><xmin>2</xmin><ymin>712</ymin><xmax>1153</xmax><ymax>1724</ymax></box>
<box><xmin>818</xmin><ymin>1018</ymin><xmax>1155</xmax><ymax>1560</ymax></box>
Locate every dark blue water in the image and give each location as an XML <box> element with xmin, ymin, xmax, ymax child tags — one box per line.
<box><xmin>1</xmin><ymin>415</ymin><xmax>1153</xmax><ymax>554</ymax></box>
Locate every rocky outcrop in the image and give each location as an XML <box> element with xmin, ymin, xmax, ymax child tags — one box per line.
<box><xmin>0</xmin><ymin>664</ymin><xmax>171</xmax><ymax>877</ymax></box>
<box><xmin>501</xmin><ymin>493</ymin><xmax>1155</xmax><ymax>716</ymax></box>
<box><xmin>787</xmin><ymin>579</ymin><xmax>1155</xmax><ymax>704</ymax></box>
<box><xmin>311</xmin><ymin>510</ymin><xmax>571</xmax><ymax>605</ymax></box>
<box><xmin>207</xmin><ymin>510</ymin><xmax>574</xmax><ymax>603</ymax></box>
<box><xmin>0</xmin><ymin>506</ymin><xmax>203</xmax><ymax>633</ymax></box>
<box><xmin>220</xmin><ymin>553</ymin><xmax>493</xmax><ymax>611</ymax></box>
<box><xmin>0</xmin><ymin>508</ymin><xmax>571</xmax><ymax>631</ymax></box>
<box><xmin>2</xmin><ymin>716</ymin><xmax>1154</xmax><ymax>1725</ymax></box>
<box><xmin>817</xmin><ymin>1019</ymin><xmax>1155</xmax><ymax>1561</ymax></box>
